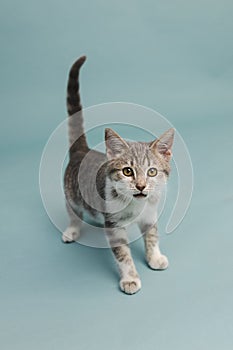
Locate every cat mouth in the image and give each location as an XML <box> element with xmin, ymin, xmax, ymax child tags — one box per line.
<box><xmin>133</xmin><ymin>193</ymin><xmax>148</xmax><ymax>198</ymax></box>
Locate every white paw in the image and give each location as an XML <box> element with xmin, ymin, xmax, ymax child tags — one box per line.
<box><xmin>62</xmin><ymin>226</ymin><xmax>80</xmax><ymax>243</ymax></box>
<box><xmin>148</xmin><ymin>254</ymin><xmax>169</xmax><ymax>270</ymax></box>
<box><xmin>119</xmin><ymin>277</ymin><xmax>141</xmax><ymax>295</ymax></box>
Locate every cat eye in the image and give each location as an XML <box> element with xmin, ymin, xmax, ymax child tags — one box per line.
<box><xmin>147</xmin><ymin>167</ymin><xmax>158</xmax><ymax>177</ymax></box>
<box><xmin>122</xmin><ymin>167</ymin><xmax>134</xmax><ymax>177</ymax></box>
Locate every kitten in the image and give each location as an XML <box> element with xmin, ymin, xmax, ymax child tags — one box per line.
<box><xmin>63</xmin><ymin>56</ymin><xmax>174</xmax><ymax>294</ymax></box>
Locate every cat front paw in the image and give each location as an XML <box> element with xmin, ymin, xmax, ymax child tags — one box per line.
<box><xmin>62</xmin><ymin>226</ymin><xmax>80</xmax><ymax>243</ymax></box>
<box><xmin>148</xmin><ymin>254</ymin><xmax>169</xmax><ymax>270</ymax></box>
<box><xmin>119</xmin><ymin>278</ymin><xmax>141</xmax><ymax>295</ymax></box>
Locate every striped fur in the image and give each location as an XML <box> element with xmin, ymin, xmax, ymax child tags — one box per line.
<box><xmin>66</xmin><ymin>56</ymin><xmax>89</xmax><ymax>157</ymax></box>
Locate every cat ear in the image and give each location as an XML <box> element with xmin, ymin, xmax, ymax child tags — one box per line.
<box><xmin>105</xmin><ymin>128</ymin><xmax>129</xmax><ymax>159</ymax></box>
<box><xmin>150</xmin><ymin>128</ymin><xmax>175</xmax><ymax>160</ymax></box>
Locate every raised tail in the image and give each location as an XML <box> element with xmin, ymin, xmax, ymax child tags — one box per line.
<box><xmin>66</xmin><ymin>56</ymin><xmax>89</xmax><ymax>156</ymax></box>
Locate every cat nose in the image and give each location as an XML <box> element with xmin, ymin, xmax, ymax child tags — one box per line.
<box><xmin>136</xmin><ymin>184</ymin><xmax>146</xmax><ymax>192</ymax></box>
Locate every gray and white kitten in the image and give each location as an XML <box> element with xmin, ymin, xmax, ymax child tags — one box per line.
<box><xmin>63</xmin><ymin>56</ymin><xmax>174</xmax><ymax>294</ymax></box>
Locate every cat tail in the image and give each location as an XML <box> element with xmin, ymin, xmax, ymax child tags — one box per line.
<box><xmin>66</xmin><ymin>55</ymin><xmax>89</xmax><ymax>157</ymax></box>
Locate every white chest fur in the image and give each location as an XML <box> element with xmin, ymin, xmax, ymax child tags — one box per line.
<box><xmin>107</xmin><ymin>196</ymin><xmax>158</xmax><ymax>228</ymax></box>
<box><xmin>105</xmin><ymin>178</ymin><xmax>161</xmax><ymax>228</ymax></box>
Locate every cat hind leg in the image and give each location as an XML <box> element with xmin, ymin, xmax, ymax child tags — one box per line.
<box><xmin>62</xmin><ymin>202</ymin><xmax>83</xmax><ymax>243</ymax></box>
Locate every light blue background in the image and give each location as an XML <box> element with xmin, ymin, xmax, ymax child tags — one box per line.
<box><xmin>1</xmin><ymin>1</ymin><xmax>233</xmax><ymax>349</ymax></box>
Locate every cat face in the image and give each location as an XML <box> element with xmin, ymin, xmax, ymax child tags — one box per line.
<box><xmin>105</xmin><ymin>128</ymin><xmax>174</xmax><ymax>201</ymax></box>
